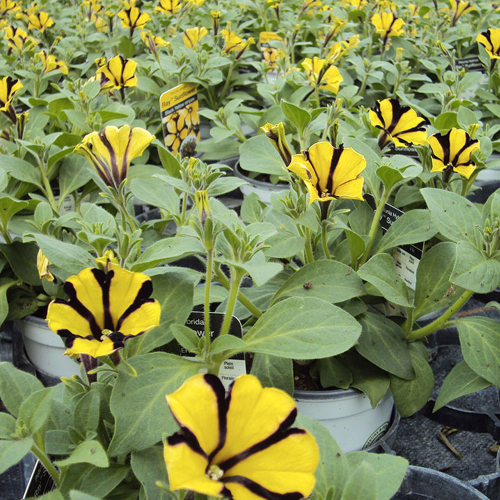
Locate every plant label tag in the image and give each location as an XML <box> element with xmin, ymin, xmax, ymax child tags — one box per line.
<box><xmin>386</xmin><ymin>144</ymin><xmax>419</xmax><ymax>158</ymax></box>
<box><xmin>260</xmin><ymin>32</ymin><xmax>282</xmax><ymax>82</ymax></box>
<box><xmin>365</xmin><ymin>194</ymin><xmax>422</xmax><ymax>290</ymax></box>
<box><xmin>182</xmin><ymin>311</ymin><xmax>246</xmax><ymax>389</ymax></box>
<box><xmin>23</xmin><ymin>460</ymin><xmax>55</xmax><ymax>498</ymax></box>
<box><xmin>455</xmin><ymin>56</ymin><xmax>485</xmax><ymax>73</ymax></box>
<box><xmin>160</xmin><ymin>83</ymin><xmax>200</xmax><ymax>157</ymax></box>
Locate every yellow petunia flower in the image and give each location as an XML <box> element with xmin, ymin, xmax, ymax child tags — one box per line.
<box><xmin>221</xmin><ymin>29</ymin><xmax>244</xmax><ymax>53</ymax></box>
<box><xmin>96</xmin><ymin>55</ymin><xmax>137</xmax><ymax>90</ymax></box>
<box><xmin>28</xmin><ymin>11</ymin><xmax>54</xmax><ymax>32</ymax></box>
<box><xmin>3</xmin><ymin>26</ymin><xmax>38</xmax><ymax>53</ymax></box>
<box><xmin>0</xmin><ymin>0</ymin><xmax>20</xmax><ymax>16</ymax></box>
<box><xmin>164</xmin><ymin>374</ymin><xmax>319</xmax><ymax>500</ymax></box>
<box><xmin>449</xmin><ymin>0</ymin><xmax>473</xmax><ymax>26</ymax></box>
<box><xmin>428</xmin><ymin>128</ymin><xmax>479</xmax><ymax>180</ymax></box>
<box><xmin>37</xmin><ymin>250</ymin><xmax>55</xmax><ymax>282</ymax></box>
<box><xmin>75</xmin><ymin>125</ymin><xmax>155</xmax><ymax>191</ymax></box>
<box><xmin>371</xmin><ymin>11</ymin><xmax>405</xmax><ymax>38</ymax></box>
<box><xmin>36</xmin><ymin>51</ymin><xmax>68</xmax><ymax>75</ymax></box>
<box><xmin>0</xmin><ymin>76</ymin><xmax>22</xmax><ymax>113</ymax></box>
<box><xmin>288</xmin><ymin>141</ymin><xmax>366</xmax><ymax>203</ymax></box>
<box><xmin>155</xmin><ymin>0</ymin><xmax>182</xmax><ymax>15</ymax></box>
<box><xmin>118</xmin><ymin>6</ymin><xmax>150</xmax><ymax>33</ymax></box>
<box><xmin>302</xmin><ymin>57</ymin><xmax>343</xmax><ymax>94</ymax></box>
<box><xmin>369</xmin><ymin>98</ymin><xmax>428</xmax><ymax>149</ymax></box>
<box><xmin>95</xmin><ymin>250</ymin><xmax>120</xmax><ymax>272</ymax></box>
<box><xmin>477</xmin><ymin>28</ymin><xmax>500</xmax><ymax>59</ymax></box>
<box><xmin>211</xmin><ymin>10</ymin><xmax>220</xmax><ymax>35</ymax></box>
<box><xmin>183</xmin><ymin>27</ymin><xmax>208</xmax><ymax>49</ymax></box>
<box><xmin>46</xmin><ymin>267</ymin><xmax>161</xmax><ymax>358</ymax></box>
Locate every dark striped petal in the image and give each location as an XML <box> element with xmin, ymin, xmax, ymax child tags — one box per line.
<box><xmin>371</xmin><ymin>12</ymin><xmax>405</xmax><ymax>37</ymax></box>
<box><xmin>164</xmin><ymin>433</ymin><xmax>229</xmax><ymax>497</ymax></box>
<box><xmin>477</xmin><ymin>28</ymin><xmax>500</xmax><ymax>58</ymax></box>
<box><xmin>0</xmin><ymin>76</ymin><xmax>22</xmax><ymax>111</ymax></box>
<box><xmin>428</xmin><ymin>128</ymin><xmax>479</xmax><ymax>179</ymax></box>
<box><xmin>156</xmin><ymin>0</ymin><xmax>182</xmax><ymax>14</ymax></box>
<box><xmin>369</xmin><ymin>99</ymin><xmax>428</xmax><ymax>147</ymax></box>
<box><xmin>222</xmin><ymin>429</ymin><xmax>319</xmax><ymax>500</ymax></box>
<box><xmin>46</xmin><ymin>267</ymin><xmax>160</xmax><ymax>358</ymax></box>
<box><xmin>213</xmin><ymin>375</ymin><xmax>298</xmax><ymax>466</ymax></box>
<box><xmin>166</xmin><ymin>374</ymin><xmax>227</xmax><ymax>458</ymax></box>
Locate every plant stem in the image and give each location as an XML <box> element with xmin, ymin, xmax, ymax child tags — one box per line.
<box><xmin>38</xmin><ymin>157</ymin><xmax>59</xmax><ymax>214</ymax></box>
<box><xmin>204</xmin><ymin>249</ymin><xmax>213</xmax><ymax>352</ymax></box>
<box><xmin>219</xmin><ymin>268</ymin><xmax>244</xmax><ymax>337</ymax></box>
<box><xmin>405</xmin><ymin>289</ymin><xmax>473</xmax><ymax>341</ymax></box>
<box><xmin>358</xmin><ymin>188</ymin><xmax>389</xmax><ymax>267</ymax></box>
<box><xmin>218</xmin><ymin>61</ymin><xmax>235</xmax><ymax>106</ymax></box>
<box><xmin>31</xmin><ymin>445</ymin><xmax>60</xmax><ymax>486</ymax></box>
<box><xmin>321</xmin><ymin>224</ymin><xmax>331</xmax><ymax>259</ymax></box>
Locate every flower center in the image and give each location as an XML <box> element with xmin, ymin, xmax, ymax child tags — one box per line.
<box><xmin>207</xmin><ymin>464</ymin><xmax>224</xmax><ymax>481</ymax></box>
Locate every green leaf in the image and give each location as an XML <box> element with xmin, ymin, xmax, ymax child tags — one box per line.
<box><xmin>0</xmin><ymin>437</ymin><xmax>34</xmax><ymax>474</ymax></box>
<box><xmin>45</xmin><ymin>430</ymin><xmax>74</xmax><ymax>455</ymax></box>
<box><xmin>0</xmin><ymin>242</ymin><xmax>41</xmax><ymax>286</ymax></box>
<box><xmin>241</xmin><ymin>192</ymin><xmax>265</xmax><ymax>223</ymax></box>
<box><xmin>457</xmin><ymin>106</ymin><xmax>478</xmax><ymax>129</ymax></box>
<box><xmin>295</xmin><ymin>413</ymin><xmax>347</xmax><ymax>500</ymax></box>
<box><xmin>58</xmin><ymin>156</ymin><xmax>93</xmax><ymax>201</ymax></box>
<box><xmin>414</xmin><ymin>242</ymin><xmax>463</xmax><ymax>319</ymax></box>
<box><xmin>238</xmin><ymin>260</ymin><xmax>283</xmax><ymax>287</ymax></box>
<box><xmin>342</xmin><ymin>461</ymin><xmax>377</xmax><ymax>500</ymax></box>
<box><xmin>281</xmin><ymin>99</ymin><xmax>311</xmax><ymax>134</ymax></box>
<box><xmin>250</xmin><ymin>354</ymin><xmax>293</xmax><ymax>395</ymax></box>
<box><xmin>64</xmin><ymin>110</ymin><xmax>92</xmax><ymax>133</ymax></box>
<box><xmin>375</xmin><ymin>210</ymin><xmax>437</xmax><ymax>253</ymax></box>
<box><xmin>356</xmin><ymin>313</ymin><xmax>414</xmax><ymax>380</ymax></box>
<box><xmin>242</xmin><ymin>297</ymin><xmax>361</xmax><ymax>360</ymax></box>
<box><xmin>108</xmin><ymin>353</ymin><xmax>200</xmax><ymax>456</ymax></box>
<box><xmin>34</xmin><ymin>234</ymin><xmax>95</xmax><ymax>275</ymax></box>
<box><xmin>421</xmin><ymin>188</ymin><xmax>482</xmax><ymax>247</ymax></box>
<box><xmin>434</xmin><ymin>111</ymin><xmax>459</xmax><ymax>130</ymax></box>
<box><xmin>0</xmin><ymin>279</ymin><xmax>18</xmax><ymax>325</ymax></box>
<box><xmin>0</xmin><ymin>412</ymin><xmax>16</xmax><ymax>439</ymax></box>
<box><xmin>0</xmin><ymin>362</ymin><xmax>43</xmax><ymax>417</ymax></box>
<box><xmin>126</xmin><ymin>271</ymin><xmax>195</xmax><ymax>355</ymax></box>
<box><xmin>19</xmin><ymin>386</ymin><xmax>55</xmax><ymax>435</ymax></box>
<box><xmin>74</xmin><ymin>391</ymin><xmax>100</xmax><ymax>434</ymax></box>
<box><xmin>207</xmin><ymin>176</ymin><xmax>248</xmax><ymax>197</ymax></box>
<box><xmin>131</xmin><ymin>446</ymin><xmax>172</xmax><ymax>500</ymax></box>
<box><xmin>390</xmin><ymin>345</ymin><xmax>434</xmax><ymax>417</ymax></box>
<box><xmin>312</xmin><ymin>358</ymin><xmax>352</xmax><ymax>390</ymax></box>
<box><xmin>156</xmin><ymin>142</ymin><xmax>182</xmax><ymax>178</ymax></box>
<box><xmin>272</xmin><ymin>260</ymin><xmax>365</xmax><ymax>305</ymax></box>
<box><xmin>342</xmin><ymin>351</ymin><xmax>390</xmax><ymax>408</ymax></box>
<box><xmin>130</xmin><ymin>178</ymin><xmax>180</xmax><ymax>214</ymax></box>
<box><xmin>346</xmin><ymin>452</ymin><xmax>408</xmax><ymax>500</ymax></box>
<box><xmin>70</xmin><ymin>491</ymin><xmax>104</xmax><ymax>500</ymax></box>
<box><xmin>457</xmin><ymin>317</ymin><xmax>500</xmax><ymax>387</ymax></box>
<box><xmin>263</xmin><ymin>231</ymin><xmax>305</xmax><ymax>259</ymax></box>
<box><xmin>171</xmin><ymin>324</ymin><xmax>201</xmax><ymax>354</ymax></box>
<box><xmin>0</xmin><ymin>195</ymin><xmax>29</xmax><ymax>229</ymax></box>
<box><xmin>451</xmin><ymin>241</ymin><xmax>500</xmax><ymax>293</ymax></box>
<box><xmin>7</xmin><ymin>160</ymin><xmax>43</xmax><ymax>189</ymax></box>
<box><xmin>345</xmin><ymin>229</ymin><xmax>366</xmax><ymax>267</ymax></box>
<box><xmin>358</xmin><ymin>254</ymin><xmax>411</xmax><ymax>307</ymax></box>
<box><xmin>131</xmin><ymin>237</ymin><xmax>205</xmax><ymax>272</ymax></box>
<box><xmin>26</xmin><ymin>490</ymin><xmax>65</xmax><ymax>500</ymax></box>
<box><xmin>434</xmin><ymin>361</ymin><xmax>491</xmax><ymax>411</ymax></box>
<box><xmin>209</xmin><ymin>334</ymin><xmax>246</xmax><ymax>355</ymax></box>
<box><xmin>136</xmin><ymin>76</ymin><xmax>161</xmax><ymax>95</ymax></box>
<box><xmin>55</xmin><ymin>440</ymin><xmax>109</xmax><ymax>468</ymax></box>
<box><xmin>239</xmin><ymin>135</ymin><xmax>284</xmax><ymax>176</ymax></box>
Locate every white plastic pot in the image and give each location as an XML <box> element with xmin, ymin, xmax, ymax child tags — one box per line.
<box><xmin>15</xmin><ymin>315</ymin><xmax>80</xmax><ymax>378</ymax></box>
<box><xmin>294</xmin><ymin>388</ymin><xmax>394</xmax><ymax>453</ymax></box>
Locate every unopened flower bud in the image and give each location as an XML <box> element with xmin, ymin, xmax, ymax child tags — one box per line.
<box><xmin>260</xmin><ymin>122</ymin><xmax>293</xmax><ymax>166</ymax></box>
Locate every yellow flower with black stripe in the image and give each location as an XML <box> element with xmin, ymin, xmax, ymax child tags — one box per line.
<box><xmin>449</xmin><ymin>0</ymin><xmax>473</xmax><ymax>26</ymax></box>
<box><xmin>164</xmin><ymin>374</ymin><xmax>319</xmax><ymax>500</ymax></box>
<box><xmin>75</xmin><ymin>125</ymin><xmax>155</xmax><ymax>190</ymax></box>
<box><xmin>0</xmin><ymin>76</ymin><xmax>22</xmax><ymax>112</ymax></box>
<box><xmin>46</xmin><ymin>267</ymin><xmax>161</xmax><ymax>358</ymax></box>
<box><xmin>36</xmin><ymin>51</ymin><xmax>68</xmax><ymax>75</ymax></box>
<box><xmin>155</xmin><ymin>0</ymin><xmax>182</xmax><ymax>15</ymax></box>
<box><xmin>288</xmin><ymin>141</ymin><xmax>365</xmax><ymax>203</ymax></box>
<box><xmin>477</xmin><ymin>29</ymin><xmax>500</xmax><ymax>59</ymax></box>
<box><xmin>369</xmin><ymin>98</ymin><xmax>428</xmax><ymax>149</ymax></box>
<box><xmin>96</xmin><ymin>55</ymin><xmax>137</xmax><ymax>90</ymax></box>
<box><xmin>371</xmin><ymin>11</ymin><xmax>405</xmax><ymax>39</ymax></box>
<box><xmin>302</xmin><ymin>57</ymin><xmax>343</xmax><ymax>94</ymax></box>
<box><xmin>428</xmin><ymin>128</ymin><xmax>479</xmax><ymax>180</ymax></box>
<box><xmin>0</xmin><ymin>0</ymin><xmax>20</xmax><ymax>16</ymax></box>
<box><xmin>118</xmin><ymin>6</ymin><xmax>150</xmax><ymax>34</ymax></box>
<box><xmin>3</xmin><ymin>26</ymin><xmax>38</xmax><ymax>54</ymax></box>
<box><xmin>183</xmin><ymin>27</ymin><xmax>208</xmax><ymax>49</ymax></box>
<box><xmin>221</xmin><ymin>29</ymin><xmax>244</xmax><ymax>53</ymax></box>
<box><xmin>28</xmin><ymin>11</ymin><xmax>54</xmax><ymax>32</ymax></box>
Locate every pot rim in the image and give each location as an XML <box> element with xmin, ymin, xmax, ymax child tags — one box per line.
<box><xmin>294</xmin><ymin>387</ymin><xmax>391</xmax><ymax>401</ymax></box>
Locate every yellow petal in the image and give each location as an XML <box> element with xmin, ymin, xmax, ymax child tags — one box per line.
<box><xmin>213</xmin><ymin>375</ymin><xmax>297</xmax><ymax>464</ymax></box>
<box><xmin>166</xmin><ymin>374</ymin><xmax>225</xmax><ymax>457</ymax></box>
